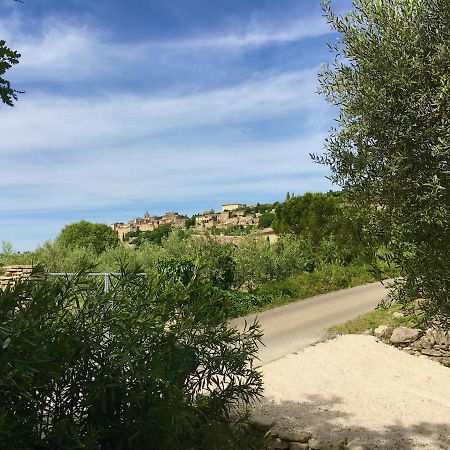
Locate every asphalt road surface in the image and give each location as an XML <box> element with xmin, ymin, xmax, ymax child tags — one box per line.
<box><xmin>230</xmin><ymin>281</ymin><xmax>392</xmax><ymax>365</ymax></box>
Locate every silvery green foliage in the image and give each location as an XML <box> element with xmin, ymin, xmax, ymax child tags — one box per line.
<box><xmin>316</xmin><ymin>0</ymin><xmax>450</xmax><ymax>321</ymax></box>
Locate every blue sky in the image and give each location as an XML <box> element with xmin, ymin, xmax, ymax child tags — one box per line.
<box><xmin>0</xmin><ymin>0</ymin><xmax>351</xmax><ymax>251</ymax></box>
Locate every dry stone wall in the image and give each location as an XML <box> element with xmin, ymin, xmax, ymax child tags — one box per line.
<box><xmin>249</xmin><ymin>414</ymin><xmax>370</xmax><ymax>450</ymax></box>
<box><xmin>0</xmin><ymin>265</ymin><xmax>43</xmax><ymax>290</ymax></box>
<box><xmin>373</xmin><ymin>324</ymin><xmax>450</xmax><ymax>362</ymax></box>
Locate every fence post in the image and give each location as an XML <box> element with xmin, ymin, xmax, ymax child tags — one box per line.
<box><xmin>104</xmin><ymin>273</ymin><xmax>109</xmax><ymax>293</ymax></box>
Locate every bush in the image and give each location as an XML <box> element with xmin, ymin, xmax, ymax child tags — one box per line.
<box><xmin>0</xmin><ymin>269</ymin><xmax>263</xmax><ymax>449</ymax></box>
<box><xmin>32</xmin><ymin>241</ymin><xmax>99</xmax><ymax>273</ymax></box>
<box><xmin>156</xmin><ymin>257</ymin><xmax>195</xmax><ymax>285</ymax></box>
<box><xmin>170</xmin><ymin>236</ymin><xmax>236</xmax><ymax>290</ymax></box>
<box><xmin>220</xmin><ymin>289</ymin><xmax>275</xmax><ymax>318</ymax></box>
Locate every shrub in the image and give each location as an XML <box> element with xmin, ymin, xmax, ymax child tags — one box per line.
<box><xmin>32</xmin><ymin>241</ymin><xmax>99</xmax><ymax>273</ymax></box>
<box><xmin>272</xmin><ymin>235</ymin><xmax>316</xmax><ymax>276</ymax></box>
<box><xmin>181</xmin><ymin>237</ymin><xmax>236</xmax><ymax>290</ymax></box>
<box><xmin>220</xmin><ymin>289</ymin><xmax>275</xmax><ymax>318</ymax></box>
<box><xmin>0</xmin><ymin>269</ymin><xmax>263</xmax><ymax>449</ymax></box>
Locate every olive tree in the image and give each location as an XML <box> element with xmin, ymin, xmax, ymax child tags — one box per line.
<box><xmin>316</xmin><ymin>0</ymin><xmax>450</xmax><ymax>320</ymax></box>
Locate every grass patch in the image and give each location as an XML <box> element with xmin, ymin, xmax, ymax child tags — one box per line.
<box><xmin>227</xmin><ymin>262</ymin><xmax>391</xmax><ymax>318</ymax></box>
<box><xmin>260</xmin><ymin>263</ymin><xmax>376</xmax><ymax>299</ymax></box>
<box><xmin>329</xmin><ymin>304</ymin><xmax>415</xmax><ymax>335</ymax></box>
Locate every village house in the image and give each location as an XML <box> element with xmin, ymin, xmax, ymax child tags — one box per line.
<box><xmin>113</xmin><ymin>202</ymin><xmax>263</xmax><ymax>239</ymax></box>
<box><xmin>112</xmin><ymin>211</ymin><xmax>188</xmax><ymax>241</ymax></box>
<box><xmin>221</xmin><ymin>203</ymin><xmax>246</xmax><ymax>212</ymax></box>
<box><xmin>195</xmin><ymin>204</ymin><xmax>260</xmax><ymax>230</ymax></box>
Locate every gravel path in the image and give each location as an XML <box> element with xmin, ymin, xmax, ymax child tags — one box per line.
<box><xmin>254</xmin><ymin>335</ymin><xmax>450</xmax><ymax>449</ymax></box>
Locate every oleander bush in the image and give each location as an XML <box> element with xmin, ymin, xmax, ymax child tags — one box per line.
<box><xmin>0</xmin><ymin>268</ymin><xmax>263</xmax><ymax>450</ymax></box>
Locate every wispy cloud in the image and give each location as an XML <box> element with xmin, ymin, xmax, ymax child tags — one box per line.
<box><xmin>167</xmin><ymin>17</ymin><xmax>330</xmax><ymax>49</ymax></box>
<box><xmin>1</xmin><ymin>134</ymin><xmax>331</xmax><ymax>211</ymax></box>
<box><xmin>0</xmin><ymin>3</ymin><xmax>334</xmax><ymax>250</ymax></box>
<box><xmin>0</xmin><ymin>12</ymin><xmax>331</xmax><ymax>83</ymax></box>
<box><xmin>0</xmin><ymin>69</ymin><xmax>326</xmax><ymax>155</ymax></box>
<box><xmin>0</xmin><ymin>68</ymin><xmax>332</xmax><ymax>212</ymax></box>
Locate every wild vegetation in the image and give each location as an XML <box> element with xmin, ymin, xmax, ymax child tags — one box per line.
<box><xmin>0</xmin><ymin>267</ymin><xmax>264</xmax><ymax>449</ymax></box>
<box><xmin>1</xmin><ymin>185</ymin><xmax>396</xmax><ymax>447</ymax></box>
<box><xmin>1</xmin><ymin>192</ymin><xmax>395</xmax><ymax>319</ymax></box>
<box><xmin>329</xmin><ymin>304</ymin><xmax>414</xmax><ymax>336</ymax></box>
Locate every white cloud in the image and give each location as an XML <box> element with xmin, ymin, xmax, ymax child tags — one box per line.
<box><xmin>167</xmin><ymin>16</ymin><xmax>330</xmax><ymax>49</ymax></box>
<box><xmin>0</xmin><ymin>67</ymin><xmax>332</xmax><ymax>213</ymax></box>
<box><xmin>0</xmin><ymin>7</ymin><xmax>335</xmax><ymax>250</ymax></box>
<box><xmin>0</xmin><ymin>68</ymin><xmax>327</xmax><ymax>155</ymax></box>
<box><xmin>1</xmin><ymin>134</ymin><xmax>331</xmax><ymax>211</ymax></box>
<box><xmin>0</xmin><ymin>12</ymin><xmax>331</xmax><ymax>82</ymax></box>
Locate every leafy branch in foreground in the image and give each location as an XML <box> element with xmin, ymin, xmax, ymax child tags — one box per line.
<box><xmin>0</xmin><ymin>269</ymin><xmax>263</xmax><ymax>449</ymax></box>
<box><xmin>0</xmin><ymin>39</ymin><xmax>21</xmax><ymax>106</ymax></box>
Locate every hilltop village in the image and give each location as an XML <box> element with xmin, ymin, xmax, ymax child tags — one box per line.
<box><xmin>111</xmin><ymin>203</ymin><xmax>272</xmax><ymax>242</ymax></box>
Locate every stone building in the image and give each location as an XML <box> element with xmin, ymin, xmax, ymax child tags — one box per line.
<box><xmin>112</xmin><ymin>211</ymin><xmax>188</xmax><ymax>241</ymax></box>
<box><xmin>112</xmin><ymin>202</ymin><xmax>262</xmax><ymax>239</ymax></box>
<box><xmin>195</xmin><ymin>205</ymin><xmax>259</xmax><ymax>230</ymax></box>
<box><xmin>221</xmin><ymin>203</ymin><xmax>246</xmax><ymax>213</ymax></box>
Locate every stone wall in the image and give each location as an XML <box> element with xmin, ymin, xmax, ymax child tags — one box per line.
<box><xmin>250</xmin><ymin>414</ymin><xmax>370</xmax><ymax>449</ymax></box>
<box><xmin>373</xmin><ymin>324</ymin><xmax>450</xmax><ymax>362</ymax></box>
<box><xmin>0</xmin><ymin>265</ymin><xmax>43</xmax><ymax>290</ymax></box>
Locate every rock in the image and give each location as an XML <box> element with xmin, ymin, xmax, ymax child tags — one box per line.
<box><xmin>421</xmin><ymin>348</ymin><xmax>443</xmax><ymax>357</ymax></box>
<box><xmin>249</xmin><ymin>414</ymin><xmax>275</xmax><ymax>432</ymax></box>
<box><xmin>308</xmin><ymin>439</ymin><xmax>322</xmax><ymax>450</ymax></box>
<box><xmin>290</xmin><ymin>443</ymin><xmax>309</xmax><ymax>450</ymax></box>
<box><xmin>374</xmin><ymin>325</ymin><xmax>393</xmax><ymax>340</ymax></box>
<box><xmin>436</xmin><ymin>331</ymin><xmax>449</xmax><ymax>347</ymax></box>
<box><xmin>346</xmin><ymin>438</ymin><xmax>371</xmax><ymax>449</ymax></box>
<box><xmin>271</xmin><ymin>437</ymin><xmax>290</xmax><ymax>449</ymax></box>
<box><xmin>362</xmin><ymin>329</ymin><xmax>374</xmax><ymax>336</ymax></box>
<box><xmin>392</xmin><ymin>312</ymin><xmax>404</xmax><ymax>318</ymax></box>
<box><xmin>275</xmin><ymin>429</ymin><xmax>311</xmax><ymax>443</ymax></box>
<box><xmin>416</xmin><ymin>336</ymin><xmax>432</xmax><ymax>349</ymax></box>
<box><xmin>308</xmin><ymin>438</ymin><xmax>347</xmax><ymax>449</ymax></box>
<box><xmin>425</xmin><ymin>329</ymin><xmax>437</xmax><ymax>346</ymax></box>
<box><xmin>390</xmin><ymin>327</ymin><xmax>421</xmax><ymax>344</ymax></box>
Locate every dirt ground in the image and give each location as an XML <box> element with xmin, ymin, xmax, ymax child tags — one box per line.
<box><xmin>253</xmin><ymin>334</ymin><xmax>450</xmax><ymax>449</ymax></box>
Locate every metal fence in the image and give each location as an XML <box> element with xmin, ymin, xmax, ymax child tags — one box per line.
<box><xmin>44</xmin><ymin>272</ymin><xmax>146</xmax><ymax>293</ymax></box>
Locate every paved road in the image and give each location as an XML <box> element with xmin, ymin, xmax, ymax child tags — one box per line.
<box><xmin>230</xmin><ymin>281</ymin><xmax>392</xmax><ymax>365</ymax></box>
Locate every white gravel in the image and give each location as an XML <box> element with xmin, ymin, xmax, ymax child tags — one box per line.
<box><xmin>253</xmin><ymin>334</ymin><xmax>450</xmax><ymax>449</ymax></box>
